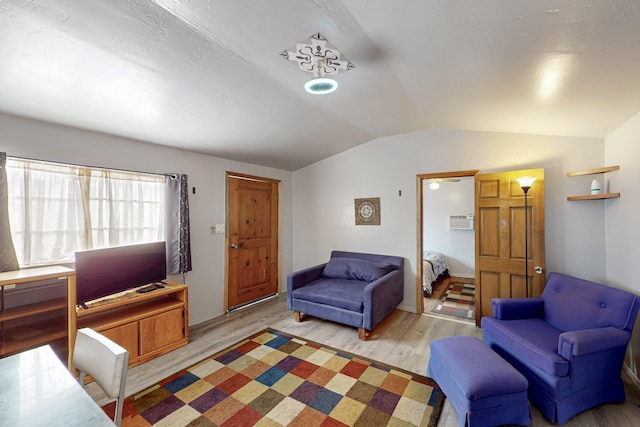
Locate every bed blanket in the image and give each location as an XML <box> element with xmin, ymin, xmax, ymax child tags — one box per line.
<box><xmin>423</xmin><ymin>251</ymin><xmax>449</xmax><ymax>295</ymax></box>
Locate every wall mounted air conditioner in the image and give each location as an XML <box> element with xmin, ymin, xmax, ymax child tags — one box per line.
<box><xmin>450</xmin><ymin>214</ymin><xmax>474</xmax><ymax>230</ymax></box>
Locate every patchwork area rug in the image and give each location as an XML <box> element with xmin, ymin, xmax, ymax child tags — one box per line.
<box><xmin>105</xmin><ymin>329</ymin><xmax>444</xmax><ymax>426</ymax></box>
<box><xmin>431</xmin><ymin>281</ymin><xmax>475</xmax><ymax>320</ymax></box>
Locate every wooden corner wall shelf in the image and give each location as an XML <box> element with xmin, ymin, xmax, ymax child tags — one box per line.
<box><xmin>566</xmin><ymin>165</ymin><xmax>620</xmax><ymax>177</ymax></box>
<box><xmin>567</xmin><ymin>193</ymin><xmax>621</xmax><ymax>201</ymax></box>
<box><xmin>567</xmin><ymin>165</ymin><xmax>620</xmax><ymax>201</ymax></box>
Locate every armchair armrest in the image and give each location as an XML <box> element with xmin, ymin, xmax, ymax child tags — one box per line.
<box><xmin>286</xmin><ymin>263</ymin><xmax>325</xmax><ymax>293</ymax></box>
<box><xmin>363</xmin><ymin>269</ymin><xmax>404</xmax><ymax>330</ymax></box>
<box><xmin>492</xmin><ymin>298</ymin><xmax>544</xmax><ymax>320</ymax></box>
<box><xmin>558</xmin><ymin>327</ymin><xmax>630</xmax><ymax>358</ymax></box>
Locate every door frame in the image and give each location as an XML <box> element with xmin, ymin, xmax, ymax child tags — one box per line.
<box><xmin>416</xmin><ymin>170</ymin><xmax>479</xmax><ymax>313</ymax></box>
<box><xmin>225</xmin><ymin>171</ymin><xmax>281</xmax><ymax>312</ymax></box>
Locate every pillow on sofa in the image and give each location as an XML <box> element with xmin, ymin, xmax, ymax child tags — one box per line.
<box><xmin>322</xmin><ymin>257</ymin><xmax>394</xmax><ymax>282</ymax></box>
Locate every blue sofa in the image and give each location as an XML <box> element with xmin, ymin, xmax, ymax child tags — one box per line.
<box><xmin>287</xmin><ymin>251</ymin><xmax>404</xmax><ymax>340</ymax></box>
<box><xmin>482</xmin><ymin>272</ymin><xmax>640</xmax><ymax>424</ymax></box>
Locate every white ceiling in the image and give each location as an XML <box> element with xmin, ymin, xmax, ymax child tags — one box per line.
<box><xmin>2</xmin><ymin>1</ymin><xmax>640</xmax><ymax>171</ymax></box>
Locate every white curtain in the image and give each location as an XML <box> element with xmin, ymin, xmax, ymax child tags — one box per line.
<box><xmin>87</xmin><ymin>169</ymin><xmax>164</xmax><ymax>248</ymax></box>
<box><xmin>0</xmin><ymin>153</ymin><xmax>20</xmax><ymax>271</ymax></box>
<box><xmin>6</xmin><ymin>158</ymin><xmax>164</xmax><ymax>268</ymax></box>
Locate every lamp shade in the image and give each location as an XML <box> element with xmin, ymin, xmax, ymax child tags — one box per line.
<box><xmin>516</xmin><ymin>177</ymin><xmax>536</xmax><ymax>189</ymax></box>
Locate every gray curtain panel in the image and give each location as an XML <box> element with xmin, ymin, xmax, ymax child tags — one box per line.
<box><xmin>0</xmin><ymin>153</ymin><xmax>19</xmax><ymax>272</ymax></box>
<box><xmin>165</xmin><ymin>174</ymin><xmax>192</xmax><ymax>274</ymax></box>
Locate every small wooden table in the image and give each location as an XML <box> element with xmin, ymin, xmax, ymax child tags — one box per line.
<box><xmin>0</xmin><ymin>345</ymin><xmax>115</xmax><ymax>427</ymax></box>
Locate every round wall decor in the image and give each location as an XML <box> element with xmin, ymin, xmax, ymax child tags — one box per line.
<box><xmin>354</xmin><ymin>197</ymin><xmax>380</xmax><ymax>225</ymax></box>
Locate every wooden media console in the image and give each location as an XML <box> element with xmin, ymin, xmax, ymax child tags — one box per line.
<box><xmin>76</xmin><ymin>282</ymin><xmax>189</xmax><ymax>368</ymax></box>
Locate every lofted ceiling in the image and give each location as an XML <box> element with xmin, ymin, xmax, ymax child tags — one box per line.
<box><xmin>1</xmin><ymin>1</ymin><xmax>640</xmax><ymax>171</ymax></box>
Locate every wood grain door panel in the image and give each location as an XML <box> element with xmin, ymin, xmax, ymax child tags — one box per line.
<box><xmin>478</xmin><ymin>207</ymin><xmax>500</xmax><ymax>257</ymax></box>
<box><xmin>139</xmin><ymin>308</ymin><xmax>185</xmax><ymax>355</ymax></box>
<box><xmin>475</xmin><ymin>168</ymin><xmax>545</xmax><ymax>326</ymax></box>
<box><xmin>101</xmin><ymin>322</ymin><xmax>139</xmax><ymax>362</ymax></box>
<box><xmin>227</xmin><ymin>174</ymin><xmax>279</xmax><ymax>310</ymax></box>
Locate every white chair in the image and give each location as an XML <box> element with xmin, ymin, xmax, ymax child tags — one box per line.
<box><xmin>73</xmin><ymin>328</ymin><xmax>129</xmax><ymax>427</ymax></box>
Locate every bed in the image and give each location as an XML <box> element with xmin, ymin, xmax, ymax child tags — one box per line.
<box><xmin>422</xmin><ymin>250</ymin><xmax>450</xmax><ymax>296</ymax></box>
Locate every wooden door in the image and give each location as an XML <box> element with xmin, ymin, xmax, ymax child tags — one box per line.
<box><xmin>227</xmin><ymin>173</ymin><xmax>279</xmax><ymax>310</ymax></box>
<box><xmin>475</xmin><ymin>168</ymin><xmax>545</xmax><ymax>326</ymax></box>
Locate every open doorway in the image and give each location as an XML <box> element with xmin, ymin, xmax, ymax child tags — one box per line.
<box><xmin>416</xmin><ymin>170</ymin><xmax>478</xmax><ymax>325</ymax></box>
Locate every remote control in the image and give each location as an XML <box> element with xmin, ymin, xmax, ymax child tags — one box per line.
<box><xmin>136</xmin><ymin>284</ymin><xmax>157</xmax><ymax>293</ymax></box>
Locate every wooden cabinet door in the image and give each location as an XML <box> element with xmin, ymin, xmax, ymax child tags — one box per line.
<box><xmin>475</xmin><ymin>168</ymin><xmax>545</xmax><ymax>326</ymax></box>
<box><xmin>101</xmin><ymin>322</ymin><xmax>139</xmax><ymax>362</ymax></box>
<box><xmin>139</xmin><ymin>308</ymin><xmax>185</xmax><ymax>355</ymax></box>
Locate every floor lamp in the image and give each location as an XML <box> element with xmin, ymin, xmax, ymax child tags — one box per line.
<box><xmin>516</xmin><ymin>177</ymin><xmax>536</xmax><ymax>298</ymax></box>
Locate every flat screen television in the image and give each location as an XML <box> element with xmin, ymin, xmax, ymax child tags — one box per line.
<box><xmin>75</xmin><ymin>241</ymin><xmax>167</xmax><ymax>306</ymax></box>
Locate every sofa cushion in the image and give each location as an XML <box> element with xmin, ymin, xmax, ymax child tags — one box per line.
<box><xmin>291</xmin><ymin>278</ymin><xmax>368</xmax><ymax>312</ymax></box>
<box><xmin>482</xmin><ymin>317</ymin><xmax>569</xmax><ymax>377</ymax></box>
<box><xmin>322</xmin><ymin>257</ymin><xmax>393</xmax><ymax>282</ymax></box>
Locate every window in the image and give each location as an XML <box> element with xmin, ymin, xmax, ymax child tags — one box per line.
<box><xmin>6</xmin><ymin>158</ymin><xmax>164</xmax><ymax>267</ymax></box>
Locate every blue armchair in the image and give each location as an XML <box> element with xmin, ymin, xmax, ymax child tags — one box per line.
<box><xmin>287</xmin><ymin>251</ymin><xmax>404</xmax><ymax>340</ymax></box>
<box><xmin>482</xmin><ymin>272</ymin><xmax>640</xmax><ymax>424</ymax></box>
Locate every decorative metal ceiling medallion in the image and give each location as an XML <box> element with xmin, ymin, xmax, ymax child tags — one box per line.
<box><xmin>281</xmin><ymin>32</ymin><xmax>354</xmax><ymax>77</ymax></box>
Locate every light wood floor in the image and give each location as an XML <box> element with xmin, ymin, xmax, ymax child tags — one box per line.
<box><xmin>87</xmin><ymin>294</ymin><xmax>640</xmax><ymax>427</ymax></box>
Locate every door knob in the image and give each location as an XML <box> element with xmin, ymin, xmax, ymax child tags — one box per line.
<box><xmin>230</xmin><ymin>243</ymin><xmax>238</xmax><ymax>249</ymax></box>
<box><xmin>534</xmin><ymin>266</ymin><xmax>543</xmax><ymax>274</ymax></box>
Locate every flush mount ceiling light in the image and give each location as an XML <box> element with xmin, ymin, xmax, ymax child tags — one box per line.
<box><xmin>304</xmin><ymin>76</ymin><xmax>338</xmax><ymax>95</ymax></box>
<box><xmin>425</xmin><ymin>178</ymin><xmax>461</xmax><ymax>190</ymax></box>
<box><xmin>281</xmin><ymin>33</ymin><xmax>354</xmax><ymax>95</ymax></box>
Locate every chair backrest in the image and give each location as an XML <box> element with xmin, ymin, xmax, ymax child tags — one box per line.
<box><xmin>330</xmin><ymin>250</ymin><xmax>404</xmax><ymax>271</ymax></box>
<box><xmin>73</xmin><ymin>328</ymin><xmax>129</xmax><ymax>426</ymax></box>
<box><xmin>542</xmin><ymin>272</ymin><xmax>640</xmax><ymax>332</ymax></box>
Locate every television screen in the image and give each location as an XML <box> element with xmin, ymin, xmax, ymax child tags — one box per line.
<box><xmin>75</xmin><ymin>241</ymin><xmax>167</xmax><ymax>306</ymax></box>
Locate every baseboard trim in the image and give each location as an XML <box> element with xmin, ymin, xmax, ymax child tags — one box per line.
<box><xmin>449</xmin><ymin>272</ymin><xmax>475</xmax><ymax>279</ymax></box>
<box><xmin>623</xmin><ymin>364</ymin><xmax>640</xmax><ymax>393</ymax></box>
<box><xmin>397</xmin><ymin>303</ymin><xmax>414</xmax><ymax>313</ymax></box>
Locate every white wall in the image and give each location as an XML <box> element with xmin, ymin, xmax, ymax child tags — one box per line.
<box><xmin>604</xmin><ymin>111</ymin><xmax>640</xmax><ymax>380</ymax></box>
<box><xmin>293</xmin><ymin>129</ymin><xmax>605</xmax><ymax>312</ymax></box>
<box><xmin>423</xmin><ymin>178</ymin><xmax>475</xmax><ymax>277</ymax></box>
<box><xmin>0</xmin><ymin>113</ymin><xmax>293</xmax><ymax>326</ymax></box>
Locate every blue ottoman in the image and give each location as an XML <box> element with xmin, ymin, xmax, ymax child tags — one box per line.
<box><xmin>428</xmin><ymin>336</ymin><xmax>531</xmax><ymax>427</ymax></box>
